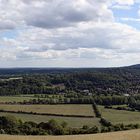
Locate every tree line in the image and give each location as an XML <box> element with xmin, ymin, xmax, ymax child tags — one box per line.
<box><xmin>0</xmin><ymin>115</ymin><xmax>139</xmax><ymax>135</ymax></box>
<box><xmin>5</xmin><ymin>95</ymin><xmax>133</xmax><ymax>106</ymax></box>
<box><xmin>0</xmin><ymin>116</ymin><xmax>98</xmax><ymax>135</ymax></box>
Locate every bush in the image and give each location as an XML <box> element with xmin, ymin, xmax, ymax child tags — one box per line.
<box><xmin>92</xmin><ymin>102</ymin><xmax>101</xmax><ymax>118</ymax></box>
<box><xmin>100</xmin><ymin>118</ymin><xmax>112</xmax><ymax>127</ymax></box>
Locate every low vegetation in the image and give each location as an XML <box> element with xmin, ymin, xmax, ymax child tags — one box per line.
<box><xmin>0</xmin><ymin>104</ymin><xmax>94</xmax><ymax>117</ymax></box>
<box><xmin>99</xmin><ymin>106</ymin><xmax>140</xmax><ymax>125</ymax></box>
<box><xmin>0</xmin><ymin>96</ymin><xmax>36</xmax><ymax>103</ymax></box>
<box><xmin>0</xmin><ymin>112</ymin><xmax>99</xmax><ymax>128</ymax></box>
<box><xmin>0</xmin><ymin>116</ymin><xmax>99</xmax><ymax>135</ymax></box>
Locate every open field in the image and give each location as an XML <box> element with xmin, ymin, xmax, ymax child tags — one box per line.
<box><xmin>0</xmin><ymin>104</ymin><xmax>98</xmax><ymax>128</ymax></box>
<box><xmin>0</xmin><ymin>129</ymin><xmax>140</xmax><ymax>140</ymax></box>
<box><xmin>99</xmin><ymin>106</ymin><xmax>140</xmax><ymax>124</ymax></box>
<box><xmin>0</xmin><ymin>95</ymin><xmax>62</xmax><ymax>103</ymax></box>
<box><xmin>0</xmin><ymin>96</ymin><xmax>36</xmax><ymax>103</ymax></box>
<box><xmin>1</xmin><ymin>104</ymin><xmax>140</xmax><ymax>126</ymax></box>
<box><xmin>0</xmin><ymin>104</ymin><xmax>94</xmax><ymax>116</ymax></box>
<box><xmin>0</xmin><ymin>112</ymin><xmax>100</xmax><ymax>128</ymax></box>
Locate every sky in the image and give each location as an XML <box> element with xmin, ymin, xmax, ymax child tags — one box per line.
<box><xmin>0</xmin><ymin>0</ymin><xmax>140</xmax><ymax>68</ymax></box>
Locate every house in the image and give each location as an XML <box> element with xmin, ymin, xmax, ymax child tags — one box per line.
<box><xmin>82</xmin><ymin>90</ymin><xmax>92</xmax><ymax>96</ymax></box>
<box><xmin>123</xmin><ymin>94</ymin><xmax>130</xmax><ymax>97</ymax></box>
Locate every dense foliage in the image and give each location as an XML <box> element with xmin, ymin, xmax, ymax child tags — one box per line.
<box><xmin>0</xmin><ymin>116</ymin><xmax>99</xmax><ymax>135</ymax></box>
<box><xmin>0</xmin><ymin>66</ymin><xmax>140</xmax><ymax>96</ymax></box>
<box><xmin>0</xmin><ymin>115</ymin><xmax>139</xmax><ymax>136</ymax></box>
<box><xmin>92</xmin><ymin>102</ymin><xmax>101</xmax><ymax>118</ymax></box>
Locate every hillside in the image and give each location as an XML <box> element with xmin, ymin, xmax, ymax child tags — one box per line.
<box><xmin>0</xmin><ymin>65</ymin><xmax>140</xmax><ymax>96</ymax></box>
<box><xmin>129</xmin><ymin>64</ymin><xmax>140</xmax><ymax>69</ymax></box>
<box><xmin>0</xmin><ymin>129</ymin><xmax>140</xmax><ymax>140</ymax></box>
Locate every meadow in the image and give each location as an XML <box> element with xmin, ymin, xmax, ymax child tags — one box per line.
<box><xmin>0</xmin><ymin>104</ymin><xmax>94</xmax><ymax>117</ymax></box>
<box><xmin>0</xmin><ymin>129</ymin><xmax>140</xmax><ymax>140</ymax></box>
<box><xmin>1</xmin><ymin>104</ymin><xmax>140</xmax><ymax>127</ymax></box>
<box><xmin>0</xmin><ymin>96</ymin><xmax>36</xmax><ymax>103</ymax></box>
<box><xmin>0</xmin><ymin>112</ymin><xmax>100</xmax><ymax>127</ymax></box>
<box><xmin>99</xmin><ymin>106</ymin><xmax>140</xmax><ymax>125</ymax></box>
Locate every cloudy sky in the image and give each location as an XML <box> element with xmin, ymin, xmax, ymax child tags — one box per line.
<box><xmin>0</xmin><ymin>0</ymin><xmax>140</xmax><ymax>67</ymax></box>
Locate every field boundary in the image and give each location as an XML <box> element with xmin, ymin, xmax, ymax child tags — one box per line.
<box><xmin>0</xmin><ymin>110</ymin><xmax>94</xmax><ymax>118</ymax></box>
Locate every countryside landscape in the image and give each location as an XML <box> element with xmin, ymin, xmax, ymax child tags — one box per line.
<box><xmin>1</xmin><ymin>0</ymin><xmax>140</xmax><ymax>139</ymax></box>
<box><xmin>0</xmin><ymin>66</ymin><xmax>140</xmax><ymax>139</ymax></box>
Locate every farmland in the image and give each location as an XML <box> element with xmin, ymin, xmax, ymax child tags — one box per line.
<box><xmin>0</xmin><ymin>104</ymin><xmax>99</xmax><ymax>128</ymax></box>
<box><xmin>0</xmin><ymin>112</ymin><xmax>100</xmax><ymax>127</ymax></box>
<box><xmin>0</xmin><ymin>96</ymin><xmax>36</xmax><ymax>103</ymax></box>
<box><xmin>0</xmin><ymin>104</ymin><xmax>140</xmax><ymax>127</ymax></box>
<box><xmin>0</xmin><ymin>104</ymin><xmax>94</xmax><ymax>117</ymax></box>
<box><xmin>0</xmin><ymin>129</ymin><xmax>140</xmax><ymax>140</ymax></box>
<box><xmin>0</xmin><ymin>104</ymin><xmax>140</xmax><ymax>128</ymax></box>
<box><xmin>99</xmin><ymin>106</ymin><xmax>140</xmax><ymax>125</ymax></box>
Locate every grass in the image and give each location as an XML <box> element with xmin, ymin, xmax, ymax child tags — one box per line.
<box><xmin>0</xmin><ymin>104</ymin><xmax>98</xmax><ymax>128</ymax></box>
<box><xmin>112</xmin><ymin>104</ymin><xmax>128</xmax><ymax>108</ymax></box>
<box><xmin>0</xmin><ymin>104</ymin><xmax>94</xmax><ymax>116</ymax></box>
<box><xmin>99</xmin><ymin>105</ymin><xmax>140</xmax><ymax>124</ymax></box>
<box><xmin>0</xmin><ymin>96</ymin><xmax>36</xmax><ymax>103</ymax></box>
<box><xmin>0</xmin><ymin>112</ymin><xmax>100</xmax><ymax>128</ymax></box>
<box><xmin>0</xmin><ymin>95</ymin><xmax>64</xmax><ymax>103</ymax></box>
<box><xmin>0</xmin><ymin>129</ymin><xmax>140</xmax><ymax>140</ymax></box>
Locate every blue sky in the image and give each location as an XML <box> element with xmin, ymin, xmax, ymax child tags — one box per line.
<box><xmin>0</xmin><ymin>0</ymin><xmax>140</xmax><ymax>67</ymax></box>
<box><xmin>0</xmin><ymin>30</ymin><xmax>18</xmax><ymax>39</ymax></box>
<box><xmin>112</xmin><ymin>3</ymin><xmax>140</xmax><ymax>29</ymax></box>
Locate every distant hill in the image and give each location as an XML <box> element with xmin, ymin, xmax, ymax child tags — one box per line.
<box><xmin>0</xmin><ymin>64</ymin><xmax>139</xmax><ymax>75</ymax></box>
<box><xmin>128</xmin><ymin>64</ymin><xmax>140</xmax><ymax>69</ymax></box>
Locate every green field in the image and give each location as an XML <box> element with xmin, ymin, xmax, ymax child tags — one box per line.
<box><xmin>1</xmin><ymin>103</ymin><xmax>140</xmax><ymax>128</ymax></box>
<box><xmin>0</xmin><ymin>104</ymin><xmax>94</xmax><ymax>116</ymax></box>
<box><xmin>0</xmin><ymin>129</ymin><xmax>140</xmax><ymax>140</ymax></box>
<box><xmin>0</xmin><ymin>96</ymin><xmax>36</xmax><ymax>103</ymax></box>
<box><xmin>0</xmin><ymin>95</ymin><xmax>61</xmax><ymax>103</ymax></box>
<box><xmin>0</xmin><ymin>112</ymin><xmax>100</xmax><ymax>128</ymax></box>
<box><xmin>99</xmin><ymin>106</ymin><xmax>140</xmax><ymax>124</ymax></box>
<box><xmin>0</xmin><ymin>104</ymin><xmax>98</xmax><ymax>128</ymax></box>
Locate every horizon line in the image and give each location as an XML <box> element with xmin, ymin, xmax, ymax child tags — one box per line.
<box><xmin>0</xmin><ymin>64</ymin><xmax>137</xmax><ymax>69</ymax></box>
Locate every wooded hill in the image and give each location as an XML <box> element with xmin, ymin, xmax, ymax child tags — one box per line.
<box><xmin>0</xmin><ymin>64</ymin><xmax>140</xmax><ymax>96</ymax></box>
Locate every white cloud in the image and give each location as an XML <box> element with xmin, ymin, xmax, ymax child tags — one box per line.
<box><xmin>7</xmin><ymin>22</ymin><xmax>139</xmax><ymax>64</ymax></box>
<box><xmin>0</xmin><ymin>20</ymin><xmax>16</xmax><ymax>30</ymax></box>
<box><xmin>115</xmin><ymin>0</ymin><xmax>134</xmax><ymax>5</ymax></box>
<box><xmin>22</xmin><ymin>0</ymin><xmax>114</xmax><ymax>28</ymax></box>
<box><xmin>0</xmin><ymin>0</ymin><xmax>140</xmax><ymax>67</ymax></box>
<box><xmin>121</xmin><ymin>17</ymin><xmax>140</xmax><ymax>22</ymax></box>
<box><xmin>112</xmin><ymin>5</ymin><xmax>132</xmax><ymax>10</ymax></box>
<box><xmin>111</xmin><ymin>0</ymin><xmax>140</xmax><ymax>11</ymax></box>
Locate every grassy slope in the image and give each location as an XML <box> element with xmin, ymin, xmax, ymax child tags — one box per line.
<box><xmin>99</xmin><ymin>106</ymin><xmax>140</xmax><ymax>124</ymax></box>
<box><xmin>0</xmin><ymin>129</ymin><xmax>140</xmax><ymax>140</ymax></box>
<box><xmin>0</xmin><ymin>104</ymin><xmax>94</xmax><ymax>116</ymax></box>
